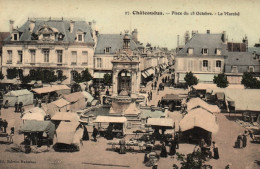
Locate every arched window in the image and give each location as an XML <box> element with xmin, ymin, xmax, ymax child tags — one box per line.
<box><xmin>118</xmin><ymin>70</ymin><xmax>131</xmax><ymax>95</ymax></box>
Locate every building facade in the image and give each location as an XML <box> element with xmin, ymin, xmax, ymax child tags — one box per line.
<box><xmin>174</xmin><ymin>30</ymin><xmax>227</xmax><ymax>84</ymax></box>
<box><xmin>2</xmin><ymin>18</ymin><xmax>97</xmax><ymax>83</ymax></box>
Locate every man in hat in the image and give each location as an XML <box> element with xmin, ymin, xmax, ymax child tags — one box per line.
<box><xmin>3</xmin><ymin>119</ymin><xmax>8</xmax><ymax>133</ymax></box>
<box><xmin>92</xmin><ymin>126</ymin><xmax>98</xmax><ymax>142</ymax></box>
<box><xmin>212</xmin><ymin>141</ymin><xmax>219</xmax><ymax>159</ymax></box>
<box><xmin>15</xmin><ymin>102</ymin><xmax>18</xmax><ymax>112</ymax></box>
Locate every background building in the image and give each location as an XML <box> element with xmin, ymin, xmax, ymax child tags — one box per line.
<box><xmin>2</xmin><ymin>18</ymin><xmax>98</xmax><ymax>84</ymax></box>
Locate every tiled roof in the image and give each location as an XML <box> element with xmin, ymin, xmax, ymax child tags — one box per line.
<box><xmin>248</xmin><ymin>47</ymin><xmax>260</xmax><ymax>55</ymax></box>
<box><xmin>177</xmin><ymin>33</ymin><xmax>227</xmax><ymax>56</ymax></box>
<box><xmin>227</xmin><ymin>42</ymin><xmax>246</xmax><ymax>52</ymax></box>
<box><xmin>225</xmin><ymin>52</ymin><xmax>259</xmax><ymax>65</ymax></box>
<box><xmin>5</xmin><ymin>19</ymin><xmax>94</xmax><ymax>43</ymax></box>
<box><xmin>0</xmin><ymin>32</ymin><xmax>10</xmax><ymax>48</ymax></box>
<box><xmin>95</xmin><ymin>34</ymin><xmax>138</xmax><ymax>54</ymax></box>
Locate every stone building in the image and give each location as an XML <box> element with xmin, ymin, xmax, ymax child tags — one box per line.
<box><xmin>2</xmin><ymin>18</ymin><xmax>98</xmax><ymax>83</ymax></box>
<box><xmin>174</xmin><ymin>30</ymin><xmax>227</xmax><ymax>84</ymax></box>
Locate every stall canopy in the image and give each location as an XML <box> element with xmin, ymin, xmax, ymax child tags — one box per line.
<box><xmin>94</xmin><ymin>116</ymin><xmax>127</xmax><ymax>123</ymax></box>
<box><xmin>186</xmin><ymin>97</ymin><xmax>220</xmax><ymax>113</ymax></box>
<box><xmin>63</xmin><ymin>92</ymin><xmax>86</xmax><ymax>111</ymax></box>
<box><xmin>146</xmin><ymin>68</ymin><xmax>155</xmax><ymax>76</ymax></box>
<box><xmin>56</xmin><ymin>121</ymin><xmax>82</xmax><ymax>145</ymax></box>
<box><xmin>32</xmin><ymin>85</ymin><xmax>70</xmax><ymax>95</ymax></box>
<box><xmin>22</xmin><ymin>107</ymin><xmax>47</xmax><ymax>121</ymax></box>
<box><xmin>193</xmin><ymin>83</ymin><xmax>244</xmax><ymax>92</ymax></box>
<box><xmin>3</xmin><ymin>89</ymin><xmax>33</xmax><ymax>107</ymax></box>
<box><xmin>51</xmin><ymin>112</ymin><xmax>80</xmax><ymax>122</ymax></box>
<box><xmin>81</xmin><ymin>91</ymin><xmax>94</xmax><ymax>104</ymax></box>
<box><xmin>19</xmin><ymin>120</ymin><xmax>55</xmax><ymax>139</ymax></box>
<box><xmin>180</xmin><ymin>108</ymin><xmax>219</xmax><ymax>134</ymax></box>
<box><xmin>45</xmin><ymin>98</ymin><xmax>70</xmax><ymax>117</ymax></box>
<box><xmin>162</xmin><ymin>94</ymin><xmax>182</xmax><ymax>101</ymax></box>
<box><xmin>147</xmin><ymin>118</ymin><xmax>175</xmax><ymax>128</ymax></box>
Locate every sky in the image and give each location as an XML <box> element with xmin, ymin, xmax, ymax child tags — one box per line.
<box><xmin>0</xmin><ymin>0</ymin><xmax>260</xmax><ymax>49</ymax></box>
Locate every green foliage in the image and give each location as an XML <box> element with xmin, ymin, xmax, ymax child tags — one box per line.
<box><xmin>0</xmin><ymin>71</ymin><xmax>4</xmax><ymax>80</ymax></box>
<box><xmin>241</xmin><ymin>72</ymin><xmax>260</xmax><ymax>89</ymax></box>
<box><xmin>21</xmin><ymin>75</ymin><xmax>32</xmax><ymax>84</ymax></box>
<box><xmin>176</xmin><ymin>150</ymin><xmax>205</xmax><ymax>169</ymax></box>
<box><xmin>73</xmin><ymin>69</ymin><xmax>93</xmax><ymax>83</ymax></box>
<box><xmin>213</xmin><ymin>73</ymin><xmax>229</xmax><ymax>88</ymax></box>
<box><xmin>6</xmin><ymin>68</ymin><xmax>18</xmax><ymax>79</ymax></box>
<box><xmin>184</xmin><ymin>71</ymin><xmax>198</xmax><ymax>87</ymax></box>
<box><xmin>104</xmin><ymin>73</ymin><xmax>112</xmax><ymax>86</ymax></box>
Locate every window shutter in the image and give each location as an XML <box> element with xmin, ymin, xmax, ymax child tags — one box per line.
<box><xmin>208</xmin><ymin>60</ymin><xmax>211</xmax><ymax>71</ymax></box>
<box><xmin>200</xmin><ymin>60</ymin><xmax>202</xmax><ymax>71</ymax></box>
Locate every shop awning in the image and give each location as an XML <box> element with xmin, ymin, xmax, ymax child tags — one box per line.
<box><xmin>93</xmin><ymin>72</ymin><xmax>111</xmax><ymax>79</ymax></box>
<box><xmin>146</xmin><ymin>68</ymin><xmax>155</xmax><ymax>76</ymax></box>
<box><xmin>142</xmin><ymin>72</ymin><xmax>148</xmax><ymax>78</ymax></box>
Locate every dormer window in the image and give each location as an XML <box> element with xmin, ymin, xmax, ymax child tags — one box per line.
<box><xmin>105</xmin><ymin>47</ymin><xmax>111</xmax><ymax>53</ymax></box>
<box><xmin>76</xmin><ymin>30</ymin><xmax>84</xmax><ymax>42</ymax></box>
<box><xmin>43</xmin><ymin>34</ymin><xmax>50</xmax><ymax>39</ymax></box>
<box><xmin>216</xmin><ymin>48</ymin><xmax>221</xmax><ymax>55</ymax></box>
<box><xmin>12</xmin><ymin>33</ymin><xmax>19</xmax><ymax>41</ymax></box>
<box><xmin>78</xmin><ymin>34</ymin><xmax>83</xmax><ymax>41</ymax></box>
<box><xmin>188</xmin><ymin>48</ymin><xmax>193</xmax><ymax>55</ymax></box>
<box><xmin>202</xmin><ymin>48</ymin><xmax>208</xmax><ymax>55</ymax></box>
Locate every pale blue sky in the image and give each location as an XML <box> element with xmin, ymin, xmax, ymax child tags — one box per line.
<box><xmin>0</xmin><ymin>0</ymin><xmax>259</xmax><ymax>49</ymax></box>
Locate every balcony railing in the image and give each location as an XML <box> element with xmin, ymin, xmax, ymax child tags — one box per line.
<box><xmin>17</xmin><ymin>61</ymin><xmax>22</xmax><ymax>64</ymax></box>
<box><xmin>71</xmin><ymin>62</ymin><xmax>77</xmax><ymax>65</ymax></box>
<box><xmin>6</xmin><ymin>61</ymin><xmax>12</xmax><ymax>64</ymax></box>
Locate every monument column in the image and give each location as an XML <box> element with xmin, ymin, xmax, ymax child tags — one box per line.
<box><xmin>112</xmin><ymin>70</ymin><xmax>118</xmax><ymax>96</ymax></box>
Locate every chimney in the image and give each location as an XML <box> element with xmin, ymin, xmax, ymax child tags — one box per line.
<box><xmin>222</xmin><ymin>31</ymin><xmax>227</xmax><ymax>43</ymax></box>
<box><xmin>192</xmin><ymin>30</ymin><xmax>195</xmax><ymax>37</ymax></box>
<box><xmin>184</xmin><ymin>31</ymin><xmax>190</xmax><ymax>44</ymax></box>
<box><xmin>131</xmin><ymin>28</ymin><xmax>138</xmax><ymax>43</ymax></box>
<box><xmin>207</xmin><ymin>30</ymin><xmax>210</xmax><ymax>34</ymax></box>
<box><xmin>29</xmin><ymin>20</ymin><xmax>35</xmax><ymax>32</ymax></box>
<box><xmin>9</xmin><ymin>20</ymin><xmax>14</xmax><ymax>33</ymax></box>
<box><xmin>70</xmin><ymin>20</ymin><xmax>75</xmax><ymax>33</ymax></box>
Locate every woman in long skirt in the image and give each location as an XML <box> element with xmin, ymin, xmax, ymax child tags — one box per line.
<box><xmin>169</xmin><ymin>139</ymin><xmax>176</xmax><ymax>156</ymax></box>
<box><xmin>212</xmin><ymin>141</ymin><xmax>219</xmax><ymax>159</ymax></box>
<box><xmin>160</xmin><ymin>143</ymin><xmax>168</xmax><ymax>157</ymax></box>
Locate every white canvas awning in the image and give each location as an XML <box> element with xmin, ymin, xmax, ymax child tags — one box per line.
<box><xmin>51</xmin><ymin>112</ymin><xmax>80</xmax><ymax>122</ymax></box>
<box><xmin>180</xmin><ymin>108</ymin><xmax>219</xmax><ymax>133</ymax></box>
<box><xmin>94</xmin><ymin>116</ymin><xmax>127</xmax><ymax>123</ymax></box>
<box><xmin>187</xmin><ymin>97</ymin><xmax>220</xmax><ymax>113</ymax></box>
<box><xmin>147</xmin><ymin>118</ymin><xmax>175</xmax><ymax>128</ymax></box>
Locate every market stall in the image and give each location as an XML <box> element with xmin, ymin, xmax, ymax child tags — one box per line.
<box><xmin>94</xmin><ymin>116</ymin><xmax>127</xmax><ymax>138</ymax></box>
<box><xmin>3</xmin><ymin>89</ymin><xmax>33</xmax><ymax>107</ymax></box>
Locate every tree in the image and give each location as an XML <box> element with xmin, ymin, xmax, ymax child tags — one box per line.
<box><xmin>104</xmin><ymin>73</ymin><xmax>112</xmax><ymax>87</ymax></box>
<box><xmin>0</xmin><ymin>71</ymin><xmax>4</xmax><ymax>80</ymax></box>
<box><xmin>241</xmin><ymin>72</ymin><xmax>260</xmax><ymax>89</ymax></box>
<box><xmin>21</xmin><ymin>75</ymin><xmax>32</xmax><ymax>84</ymax></box>
<box><xmin>6</xmin><ymin>68</ymin><xmax>18</xmax><ymax>79</ymax></box>
<box><xmin>81</xmin><ymin>68</ymin><xmax>93</xmax><ymax>82</ymax></box>
<box><xmin>213</xmin><ymin>73</ymin><xmax>229</xmax><ymax>88</ymax></box>
<box><xmin>184</xmin><ymin>71</ymin><xmax>198</xmax><ymax>87</ymax></box>
<box><xmin>176</xmin><ymin>150</ymin><xmax>206</xmax><ymax>169</ymax></box>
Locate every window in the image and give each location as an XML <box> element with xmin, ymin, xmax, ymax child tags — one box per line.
<box><xmin>188</xmin><ymin>48</ymin><xmax>193</xmax><ymax>55</ymax></box>
<box><xmin>249</xmin><ymin>66</ymin><xmax>254</xmax><ymax>72</ymax></box>
<box><xmin>57</xmin><ymin>50</ymin><xmax>63</xmax><ymax>63</ymax></box>
<box><xmin>203</xmin><ymin>60</ymin><xmax>208</xmax><ymax>67</ymax></box>
<box><xmin>43</xmin><ymin>49</ymin><xmax>49</xmax><ymax>62</ymax></box>
<box><xmin>231</xmin><ymin>66</ymin><xmax>238</xmax><ymax>73</ymax></box>
<box><xmin>78</xmin><ymin>34</ymin><xmax>83</xmax><ymax>42</ymax></box>
<box><xmin>216</xmin><ymin>48</ymin><xmax>221</xmax><ymax>55</ymax></box>
<box><xmin>202</xmin><ymin>48</ymin><xmax>208</xmax><ymax>54</ymax></box>
<box><xmin>216</xmin><ymin>60</ymin><xmax>221</xmax><ymax>67</ymax></box>
<box><xmin>14</xmin><ymin>34</ymin><xmax>18</xmax><ymax>41</ymax></box>
<box><xmin>7</xmin><ymin>50</ymin><xmax>12</xmax><ymax>63</ymax></box>
<box><xmin>30</xmin><ymin>50</ymin><xmax>36</xmax><ymax>63</ymax></box>
<box><xmin>96</xmin><ymin>58</ymin><xmax>102</xmax><ymax>68</ymax></box>
<box><xmin>43</xmin><ymin>34</ymin><xmax>50</xmax><ymax>39</ymax></box>
<box><xmin>105</xmin><ymin>47</ymin><xmax>110</xmax><ymax>53</ymax></box>
<box><xmin>82</xmin><ymin>51</ymin><xmax>88</xmax><ymax>65</ymax></box>
<box><xmin>71</xmin><ymin>51</ymin><xmax>77</xmax><ymax>65</ymax></box>
<box><xmin>18</xmin><ymin>50</ymin><xmax>23</xmax><ymax>63</ymax></box>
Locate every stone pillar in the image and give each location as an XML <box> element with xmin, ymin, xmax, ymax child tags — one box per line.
<box><xmin>136</xmin><ymin>70</ymin><xmax>141</xmax><ymax>94</ymax></box>
<box><xmin>131</xmin><ymin>70</ymin><xmax>136</xmax><ymax>94</ymax></box>
<box><xmin>112</xmin><ymin>70</ymin><xmax>118</xmax><ymax>96</ymax></box>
